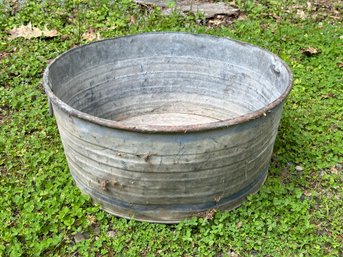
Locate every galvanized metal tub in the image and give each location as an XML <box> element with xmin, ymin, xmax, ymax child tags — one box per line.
<box><xmin>43</xmin><ymin>32</ymin><xmax>292</xmax><ymax>223</ymax></box>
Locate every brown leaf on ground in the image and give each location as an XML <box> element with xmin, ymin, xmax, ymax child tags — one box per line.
<box><xmin>237</xmin><ymin>12</ymin><xmax>247</xmax><ymax>21</ymax></box>
<box><xmin>332</xmin><ymin>9</ymin><xmax>341</xmax><ymax>20</ymax></box>
<box><xmin>207</xmin><ymin>11</ymin><xmax>240</xmax><ymax>27</ymax></box>
<box><xmin>8</xmin><ymin>23</ymin><xmax>42</xmax><ymax>39</ymax></box>
<box><xmin>86</xmin><ymin>215</ymin><xmax>96</xmax><ymax>225</ymax></box>
<box><xmin>8</xmin><ymin>23</ymin><xmax>59</xmax><ymax>40</ymax></box>
<box><xmin>307</xmin><ymin>1</ymin><xmax>313</xmax><ymax>11</ymax></box>
<box><xmin>304</xmin><ymin>190</ymin><xmax>312</xmax><ymax>197</ymax></box>
<box><xmin>297</xmin><ymin>10</ymin><xmax>307</xmax><ymax>20</ymax></box>
<box><xmin>42</xmin><ymin>27</ymin><xmax>59</xmax><ymax>38</ymax></box>
<box><xmin>321</xmin><ymin>93</ymin><xmax>337</xmax><ymax>99</ymax></box>
<box><xmin>271</xmin><ymin>14</ymin><xmax>281</xmax><ymax>22</ymax></box>
<box><xmin>338</xmin><ymin>62</ymin><xmax>343</xmax><ymax>68</ymax></box>
<box><xmin>228</xmin><ymin>250</ymin><xmax>239</xmax><ymax>257</ymax></box>
<box><xmin>8</xmin><ymin>0</ymin><xmax>20</xmax><ymax>16</ymax></box>
<box><xmin>203</xmin><ymin>208</ymin><xmax>217</xmax><ymax>220</ymax></box>
<box><xmin>0</xmin><ymin>112</ymin><xmax>7</xmax><ymax>125</ymax></box>
<box><xmin>107</xmin><ymin>230</ymin><xmax>116</xmax><ymax>238</ymax></box>
<box><xmin>302</xmin><ymin>47</ymin><xmax>320</xmax><ymax>56</ymax></box>
<box><xmin>0</xmin><ymin>52</ymin><xmax>10</xmax><ymax>60</ymax></box>
<box><xmin>82</xmin><ymin>28</ymin><xmax>101</xmax><ymax>42</ymax></box>
<box><xmin>130</xmin><ymin>16</ymin><xmax>136</xmax><ymax>25</ymax></box>
<box><xmin>196</xmin><ymin>209</ymin><xmax>217</xmax><ymax>220</ymax></box>
<box><xmin>207</xmin><ymin>15</ymin><xmax>227</xmax><ymax>27</ymax></box>
<box><xmin>330</xmin><ymin>167</ymin><xmax>338</xmax><ymax>174</ymax></box>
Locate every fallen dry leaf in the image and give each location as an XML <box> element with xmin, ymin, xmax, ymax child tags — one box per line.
<box><xmin>0</xmin><ymin>105</ymin><xmax>10</xmax><ymax>125</ymax></box>
<box><xmin>207</xmin><ymin>12</ymin><xmax>239</xmax><ymax>27</ymax></box>
<box><xmin>82</xmin><ymin>28</ymin><xmax>101</xmax><ymax>42</ymax></box>
<box><xmin>330</xmin><ymin>166</ymin><xmax>338</xmax><ymax>174</ymax></box>
<box><xmin>42</xmin><ymin>27</ymin><xmax>59</xmax><ymax>38</ymax></box>
<box><xmin>208</xmin><ymin>16</ymin><xmax>225</xmax><ymax>27</ymax></box>
<box><xmin>306</xmin><ymin>1</ymin><xmax>312</xmax><ymax>11</ymax></box>
<box><xmin>107</xmin><ymin>230</ymin><xmax>116</xmax><ymax>238</ymax></box>
<box><xmin>0</xmin><ymin>52</ymin><xmax>10</xmax><ymax>60</ymax></box>
<box><xmin>330</xmin><ymin>167</ymin><xmax>338</xmax><ymax>174</ymax></box>
<box><xmin>302</xmin><ymin>47</ymin><xmax>320</xmax><ymax>56</ymax></box>
<box><xmin>8</xmin><ymin>0</ymin><xmax>20</xmax><ymax>16</ymax></box>
<box><xmin>268</xmin><ymin>13</ymin><xmax>281</xmax><ymax>22</ymax></box>
<box><xmin>130</xmin><ymin>16</ymin><xmax>136</xmax><ymax>25</ymax></box>
<box><xmin>8</xmin><ymin>23</ymin><xmax>59</xmax><ymax>40</ymax></box>
<box><xmin>8</xmin><ymin>23</ymin><xmax>41</xmax><ymax>39</ymax></box>
<box><xmin>228</xmin><ymin>250</ymin><xmax>239</xmax><ymax>257</ymax></box>
<box><xmin>204</xmin><ymin>208</ymin><xmax>217</xmax><ymax>220</ymax></box>
<box><xmin>237</xmin><ymin>12</ymin><xmax>247</xmax><ymax>21</ymax></box>
<box><xmin>86</xmin><ymin>215</ymin><xmax>96</xmax><ymax>225</ymax></box>
<box><xmin>297</xmin><ymin>10</ymin><xmax>306</xmax><ymax>20</ymax></box>
<box><xmin>321</xmin><ymin>93</ymin><xmax>337</xmax><ymax>99</ymax></box>
<box><xmin>332</xmin><ymin>9</ymin><xmax>341</xmax><ymax>20</ymax></box>
<box><xmin>304</xmin><ymin>190</ymin><xmax>312</xmax><ymax>197</ymax></box>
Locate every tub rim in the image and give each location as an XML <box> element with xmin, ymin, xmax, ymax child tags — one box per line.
<box><xmin>43</xmin><ymin>32</ymin><xmax>293</xmax><ymax>133</ymax></box>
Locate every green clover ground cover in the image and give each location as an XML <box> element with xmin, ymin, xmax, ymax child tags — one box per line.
<box><xmin>0</xmin><ymin>0</ymin><xmax>342</xmax><ymax>256</ymax></box>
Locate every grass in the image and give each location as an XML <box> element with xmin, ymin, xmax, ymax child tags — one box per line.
<box><xmin>0</xmin><ymin>0</ymin><xmax>342</xmax><ymax>256</ymax></box>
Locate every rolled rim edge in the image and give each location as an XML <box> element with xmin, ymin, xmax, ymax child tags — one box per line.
<box><xmin>43</xmin><ymin>32</ymin><xmax>293</xmax><ymax>133</ymax></box>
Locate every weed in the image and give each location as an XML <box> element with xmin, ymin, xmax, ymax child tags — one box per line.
<box><xmin>0</xmin><ymin>0</ymin><xmax>342</xmax><ymax>256</ymax></box>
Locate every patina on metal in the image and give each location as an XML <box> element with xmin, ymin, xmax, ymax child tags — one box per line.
<box><xmin>43</xmin><ymin>32</ymin><xmax>293</xmax><ymax>223</ymax></box>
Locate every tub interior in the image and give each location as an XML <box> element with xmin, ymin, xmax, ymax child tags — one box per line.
<box><xmin>47</xmin><ymin>33</ymin><xmax>291</xmax><ymax>127</ymax></box>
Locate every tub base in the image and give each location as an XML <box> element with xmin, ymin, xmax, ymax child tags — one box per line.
<box><xmin>72</xmin><ymin>168</ymin><xmax>268</xmax><ymax>223</ymax></box>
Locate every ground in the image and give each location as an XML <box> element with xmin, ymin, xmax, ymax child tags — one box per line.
<box><xmin>0</xmin><ymin>0</ymin><xmax>342</xmax><ymax>256</ymax></box>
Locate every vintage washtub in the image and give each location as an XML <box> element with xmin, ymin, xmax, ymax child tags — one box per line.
<box><xmin>43</xmin><ymin>32</ymin><xmax>292</xmax><ymax>223</ymax></box>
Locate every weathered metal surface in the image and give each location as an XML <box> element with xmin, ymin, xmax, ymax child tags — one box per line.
<box><xmin>43</xmin><ymin>32</ymin><xmax>293</xmax><ymax>223</ymax></box>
